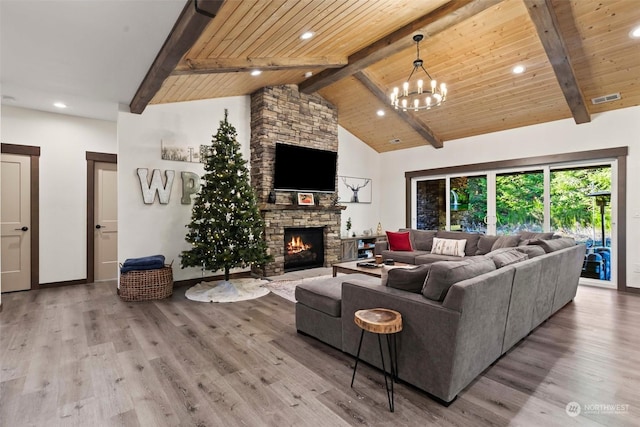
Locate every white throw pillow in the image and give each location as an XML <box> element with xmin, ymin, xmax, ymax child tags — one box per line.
<box><xmin>431</xmin><ymin>237</ymin><xmax>467</xmax><ymax>257</ymax></box>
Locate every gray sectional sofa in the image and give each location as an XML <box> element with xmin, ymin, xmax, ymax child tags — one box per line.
<box><xmin>295</xmin><ymin>230</ymin><xmax>585</xmax><ymax>404</ymax></box>
<box><xmin>375</xmin><ymin>228</ymin><xmax>558</xmax><ymax>265</ymax></box>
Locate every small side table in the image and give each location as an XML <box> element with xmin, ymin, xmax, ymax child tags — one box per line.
<box><xmin>350</xmin><ymin>308</ymin><xmax>403</xmax><ymax>412</ymax></box>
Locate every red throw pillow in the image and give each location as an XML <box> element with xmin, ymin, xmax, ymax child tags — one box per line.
<box><xmin>386</xmin><ymin>231</ymin><xmax>413</xmax><ymax>251</ymax></box>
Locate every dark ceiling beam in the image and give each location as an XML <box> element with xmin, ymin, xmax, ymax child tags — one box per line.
<box><xmin>354</xmin><ymin>70</ymin><xmax>443</xmax><ymax>149</ymax></box>
<box><xmin>171</xmin><ymin>56</ymin><xmax>348</xmax><ymax>75</ymax></box>
<box><xmin>525</xmin><ymin>0</ymin><xmax>590</xmax><ymax>124</ymax></box>
<box><xmin>129</xmin><ymin>0</ymin><xmax>224</xmax><ymax>114</ymax></box>
<box><xmin>299</xmin><ymin>0</ymin><xmax>502</xmax><ymax>94</ymax></box>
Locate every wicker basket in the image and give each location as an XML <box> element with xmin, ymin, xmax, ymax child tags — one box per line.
<box><xmin>119</xmin><ymin>265</ymin><xmax>174</xmax><ymax>301</ymax></box>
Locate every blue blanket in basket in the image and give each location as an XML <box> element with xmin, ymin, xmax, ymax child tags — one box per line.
<box><xmin>121</xmin><ymin>255</ymin><xmax>165</xmax><ymax>274</ymax></box>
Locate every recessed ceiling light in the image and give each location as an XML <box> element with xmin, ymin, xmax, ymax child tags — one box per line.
<box><xmin>250</xmin><ymin>70</ymin><xmax>262</xmax><ymax>76</ymax></box>
<box><xmin>53</xmin><ymin>102</ymin><xmax>67</xmax><ymax>109</ymax></box>
<box><xmin>512</xmin><ymin>65</ymin><xmax>526</xmax><ymax>74</ymax></box>
<box><xmin>376</xmin><ymin>110</ymin><xmax>385</xmax><ymax>117</ymax></box>
<box><xmin>300</xmin><ymin>31</ymin><xmax>314</xmax><ymax>40</ymax></box>
<box><xmin>304</xmin><ymin>71</ymin><xmax>313</xmax><ymax>78</ymax></box>
<box><xmin>630</xmin><ymin>25</ymin><xmax>640</xmax><ymax>39</ymax></box>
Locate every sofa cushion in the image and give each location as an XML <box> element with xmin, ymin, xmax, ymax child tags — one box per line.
<box><xmin>380</xmin><ymin>264</ymin><xmax>417</xmax><ymax>285</ymax></box>
<box><xmin>431</xmin><ymin>237</ymin><xmax>466</xmax><ymax>257</ymax></box>
<box><xmin>422</xmin><ymin>257</ymin><xmax>496</xmax><ymax>301</ymax></box>
<box><xmin>381</xmin><ymin>249</ymin><xmax>429</xmax><ymax>264</ymax></box>
<box><xmin>385</xmin><ymin>264</ymin><xmax>431</xmax><ymax>293</ymax></box>
<box><xmin>436</xmin><ymin>231</ymin><xmax>481</xmax><ymax>256</ymax></box>
<box><xmin>410</xmin><ymin>229</ymin><xmax>437</xmax><ymax>251</ymax></box>
<box><xmin>486</xmin><ymin>248</ymin><xmax>529</xmax><ymax>268</ymax></box>
<box><xmin>533</xmin><ymin>237</ymin><xmax>576</xmax><ymax>253</ymax></box>
<box><xmin>414</xmin><ymin>253</ymin><xmax>467</xmax><ymax>264</ymax></box>
<box><xmin>386</xmin><ymin>231</ymin><xmax>413</xmax><ymax>251</ymax></box>
<box><xmin>295</xmin><ymin>276</ymin><xmax>345</xmax><ymax>317</ymax></box>
<box><xmin>476</xmin><ymin>235</ymin><xmax>499</xmax><ymax>255</ymax></box>
<box><xmin>515</xmin><ymin>245</ymin><xmax>546</xmax><ymax>258</ymax></box>
<box><xmin>519</xmin><ymin>231</ymin><xmax>555</xmax><ymax>240</ymax></box>
<box><xmin>491</xmin><ymin>235</ymin><xmax>521</xmax><ymax>251</ymax></box>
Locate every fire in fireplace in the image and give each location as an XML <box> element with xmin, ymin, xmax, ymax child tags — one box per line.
<box><xmin>287</xmin><ymin>235</ymin><xmax>311</xmax><ymax>254</ymax></box>
<box><xmin>284</xmin><ymin>227</ymin><xmax>325</xmax><ymax>271</ymax></box>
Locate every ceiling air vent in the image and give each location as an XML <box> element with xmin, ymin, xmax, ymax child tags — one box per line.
<box><xmin>389</xmin><ymin>138</ymin><xmax>401</xmax><ymax>144</ymax></box>
<box><xmin>591</xmin><ymin>92</ymin><xmax>621</xmax><ymax>105</ymax></box>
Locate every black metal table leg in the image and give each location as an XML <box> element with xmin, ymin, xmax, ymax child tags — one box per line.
<box><xmin>378</xmin><ymin>334</ymin><xmax>394</xmax><ymax>412</ymax></box>
<box><xmin>351</xmin><ymin>329</ymin><xmax>365</xmax><ymax>387</ymax></box>
<box><xmin>386</xmin><ymin>334</ymin><xmax>399</xmax><ymax>383</ymax></box>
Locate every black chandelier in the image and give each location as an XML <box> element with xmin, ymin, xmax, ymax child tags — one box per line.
<box><xmin>389</xmin><ymin>34</ymin><xmax>447</xmax><ymax>111</ymax></box>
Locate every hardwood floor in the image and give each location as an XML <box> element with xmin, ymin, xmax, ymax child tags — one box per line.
<box><xmin>1</xmin><ymin>281</ymin><xmax>638</xmax><ymax>426</ymax></box>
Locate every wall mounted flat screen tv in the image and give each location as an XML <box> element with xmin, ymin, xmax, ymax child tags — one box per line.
<box><xmin>273</xmin><ymin>143</ymin><xmax>337</xmax><ymax>192</ymax></box>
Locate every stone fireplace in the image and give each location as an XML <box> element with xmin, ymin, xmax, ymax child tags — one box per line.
<box><xmin>250</xmin><ymin>85</ymin><xmax>342</xmax><ymax>276</ymax></box>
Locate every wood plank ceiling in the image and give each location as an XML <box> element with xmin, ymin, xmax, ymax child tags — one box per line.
<box><xmin>135</xmin><ymin>0</ymin><xmax>640</xmax><ymax>153</ymax></box>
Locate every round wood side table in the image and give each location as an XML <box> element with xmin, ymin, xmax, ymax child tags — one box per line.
<box><xmin>350</xmin><ymin>308</ymin><xmax>403</xmax><ymax>412</ymax></box>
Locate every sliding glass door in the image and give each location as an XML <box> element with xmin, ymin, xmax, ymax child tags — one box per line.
<box><xmin>495</xmin><ymin>170</ymin><xmax>544</xmax><ymax>235</ymax></box>
<box><xmin>550</xmin><ymin>165</ymin><xmax>612</xmax><ymax>283</ymax></box>
<box><xmin>414</xmin><ymin>174</ymin><xmax>488</xmax><ymax>233</ymax></box>
<box><xmin>450</xmin><ymin>175</ymin><xmax>487</xmax><ymax>233</ymax></box>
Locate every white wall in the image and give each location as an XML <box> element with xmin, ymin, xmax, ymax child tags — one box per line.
<box><xmin>379</xmin><ymin>105</ymin><xmax>640</xmax><ymax>287</ymax></box>
<box><xmin>337</xmin><ymin>126</ymin><xmax>382</xmax><ymax>236</ymax></box>
<box><xmin>1</xmin><ymin>106</ymin><xmax>117</xmax><ymax>284</ymax></box>
<box><xmin>117</xmin><ymin>97</ymin><xmax>252</xmax><ymax>281</ymax></box>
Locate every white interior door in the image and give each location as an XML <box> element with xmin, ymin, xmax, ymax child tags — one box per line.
<box><xmin>1</xmin><ymin>153</ymin><xmax>31</xmax><ymax>292</ymax></box>
<box><xmin>94</xmin><ymin>162</ymin><xmax>118</xmax><ymax>281</ymax></box>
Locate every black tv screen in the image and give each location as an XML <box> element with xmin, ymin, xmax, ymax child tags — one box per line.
<box><xmin>273</xmin><ymin>143</ymin><xmax>337</xmax><ymax>192</ymax></box>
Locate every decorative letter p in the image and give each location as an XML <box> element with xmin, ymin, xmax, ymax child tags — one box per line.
<box><xmin>181</xmin><ymin>172</ymin><xmax>200</xmax><ymax>204</ymax></box>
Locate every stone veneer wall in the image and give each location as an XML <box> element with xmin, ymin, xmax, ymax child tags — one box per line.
<box><xmin>250</xmin><ymin>85</ymin><xmax>341</xmax><ymax>276</ymax></box>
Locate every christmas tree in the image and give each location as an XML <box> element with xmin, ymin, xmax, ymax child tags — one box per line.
<box><xmin>180</xmin><ymin>110</ymin><xmax>271</xmax><ymax>281</ymax></box>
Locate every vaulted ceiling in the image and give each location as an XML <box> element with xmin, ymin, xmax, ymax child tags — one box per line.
<box><xmin>132</xmin><ymin>0</ymin><xmax>640</xmax><ymax>153</ymax></box>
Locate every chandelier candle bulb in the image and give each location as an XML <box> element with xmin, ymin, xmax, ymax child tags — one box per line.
<box><xmin>403</xmin><ymin>82</ymin><xmax>409</xmax><ymax>96</ymax></box>
<box><xmin>418</xmin><ymin>79</ymin><xmax>423</xmax><ymax>93</ymax></box>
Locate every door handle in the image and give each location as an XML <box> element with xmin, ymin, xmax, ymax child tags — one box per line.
<box><xmin>14</xmin><ymin>226</ymin><xmax>29</xmax><ymax>231</ymax></box>
<box><xmin>95</xmin><ymin>224</ymin><xmax>106</xmax><ymax>229</ymax></box>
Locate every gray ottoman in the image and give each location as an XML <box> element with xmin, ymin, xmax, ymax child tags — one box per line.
<box><xmin>295</xmin><ymin>274</ymin><xmax>378</xmax><ymax>349</ymax></box>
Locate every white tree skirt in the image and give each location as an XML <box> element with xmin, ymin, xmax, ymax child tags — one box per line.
<box><xmin>185</xmin><ymin>278</ymin><xmax>270</xmax><ymax>303</ymax></box>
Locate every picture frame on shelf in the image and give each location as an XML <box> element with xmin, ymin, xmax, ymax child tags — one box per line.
<box><xmin>297</xmin><ymin>192</ymin><xmax>315</xmax><ymax>206</ymax></box>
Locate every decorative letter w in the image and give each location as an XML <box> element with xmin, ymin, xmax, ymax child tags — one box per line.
<box><xmin>137</xmin><ymin>168</ymin><xmax>175</xmax><ymax>204</ymax></box>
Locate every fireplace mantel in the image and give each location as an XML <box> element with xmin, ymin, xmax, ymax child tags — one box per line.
<box><xmin>259</xmin><ymin>203</ymin><xmax>346</xmax><ymax>212</ymax></box>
